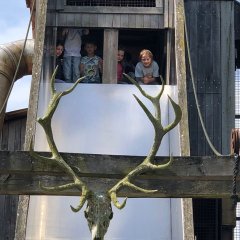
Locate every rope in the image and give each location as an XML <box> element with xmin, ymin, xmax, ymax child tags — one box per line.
<box><xmin>232</xmin><ymin>154</ymin><xmax>240</xmax><ymax>209</ymax></box>
<box><xmin>183</xmin><ymin>3</ymin><xmax>223</xmax><ymax>157</ymax></box>
<box><xmin>183</xmin><ymin>3</ymin><xmax>240</xmax><ymax>206</ymax></box>
<box><xmin>0</xmin><ymin>0</ymin><xmax>36</xmax><ymax>115</ymax></box>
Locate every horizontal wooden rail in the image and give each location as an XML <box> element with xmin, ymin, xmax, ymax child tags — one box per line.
<box><xmin>0</xmin><ymin>151</ymin><xmax>237</xmax><ymax>198</ymax></box>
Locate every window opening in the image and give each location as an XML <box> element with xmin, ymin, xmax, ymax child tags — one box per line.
<box><xmin>118</xmin><ymin>29</ymin><xmax>166</xmax><ymax>84</ymax></box>
<box><xmin>66</xmin><ymin>0</ymin><xmax>156</xmax><ymax>7</ymax></box>
<box><xmin>235</xmin><ymin>67</ymin><xmax>240</xmax><ymax>128</ymax></box>
<box><xmin>55</xmin><ymin>28</ymin><xmax>104</xmax><ymax>83</ymax></box>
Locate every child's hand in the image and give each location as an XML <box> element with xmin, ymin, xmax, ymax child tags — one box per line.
<box><xmin>143</xmin><ymin>75</ymin><xmax>154</xmax><ymax>84</ymax></box>
<box><xmin>83</xmin><ymin>29</ymin><xmax>90</xmax><ymax>35</ymax></box>
<box><xmin>62</xmin><ymin>28</ymin><xmax>68</xmax><ymax>36</ymax></box>
<box><xmin>98</xmin><ymin>59</ymin><xmax>103</xmax><ymax>72</ymax></box>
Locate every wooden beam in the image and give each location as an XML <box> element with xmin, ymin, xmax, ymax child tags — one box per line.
<box><xmin>0</xmin><ymin>151</ymin><xmax>238</xmax><ymax>198</ymax></box>
<box><xmin>63</xmin><ymin>6</ymin><xmax>164</xmax><ymax>15</ymax></box>
<box><xmin>102</xmin><ymin>29</ymin><xmax>118</xmax><ymax>83</ymax></box>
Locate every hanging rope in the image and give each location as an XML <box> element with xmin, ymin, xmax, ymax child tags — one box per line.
<box><xmin>232</xmin><ymin>153</ymin><xmax>240</xmax><ymax>208</ymax></box>
<box><xmin>0</xmin><ymin>0</ymin><xmax>36</xmax><ymax>115</ymax></box>
<box><xmin>182</xmin><ymin>2</ymin><xmax>240</xmax><ymax>210</ymax></box>
<box><xmin>183</xmin><ymin>3</ymin><xmax>223</xmax><ymax>157</ymax></box>
<box><xmin>183</xmin><ymin>2</ymin><xmax>240</xmax><ymax>205</ymax></box>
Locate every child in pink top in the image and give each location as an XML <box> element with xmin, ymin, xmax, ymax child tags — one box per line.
<box><xmin>117</xmin><ymin>48</ymin><xmax>125</xmax><ymax>82</ymax></box>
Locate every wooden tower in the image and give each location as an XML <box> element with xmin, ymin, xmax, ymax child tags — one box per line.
<box><xmin>0</xmin><ymin>0</ymin><xmax>237</xmax><ymax>239</ymax></box>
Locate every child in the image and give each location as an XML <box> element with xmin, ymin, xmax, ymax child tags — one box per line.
<box><xmin>62</xmin><ymin>28</ymin><xmax>89</xmax><ymax>83</ymax></box>
<box><xmin>55</xmin><ymin>42</ymin><xmax>65</xmax><ymax>82</ymax></box>
<box><xmin>135</xmin><ymin>49</ymin><xmax>159</xmax><ymax>85</ymax></box>
<box><xmin>117</xmin><ymin>48</ymin><xmax>125</xmax><ymax>83</ymax></box>
<box><xmin>80</xmin><ymin>41</ymin><xmax>103</xmax><ymax>83</ymax></box>
<box><xmin>117</xmin><ymin>48</ymin><xmax>135</xmax><ymax>84</ymax></box>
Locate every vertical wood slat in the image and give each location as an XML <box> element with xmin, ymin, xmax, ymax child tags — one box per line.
<box><xmin>188</xmin><ymin>93</ymin><xmax>199</xmax><ymax>155</ymax></box>
<box><xmin>168</xmin><ymin>0</ymin><xmax>174</xmax><ymax>28</ymax></box>
<box><xmin>165</xmin><ymin>30</ymin><xmax>172</xmax><ymax>84</ymax></box>
<box><xmin>58</xmin><ymin>13</ymin><xmax>67</xmax><ymax>26</ymax></box>
<box><xmin>128</xmin><ymin>14</ymin><xmax>136</xmax><ymax>28</ymax></box>
<box><xmin>66</xmin><ymin>12</ymin><xmax>75</xmax><ymax>26</ymax></box>
<box><xmin>205</xmin><ymin>93</ymin><xmax>214</xmax><ymax>155</ymax></box>
<box><xmin>113</xmin><ymin>14</ymin><xmax>121</xmax><ymax>28</ymax></box>
<box><xmin>81</xmin><ymin>13</ymin><xmax>89</xmax><ymax>27</ymax></box>
<box><xmin>89</xmin><ymin>14</ymin><xmax>98</xmax><ymax>27</ymax></box>
<box><xmin>98</xmin><ymin>14</ymin><xmax>107</xmax><ymax>28</ymax></box>
<box><xmin>0</xmin><ymin>113</ymin><xmax>27</xmax><ymax>240</ymax></box>
<box><xmin>213</xmin><ymin>94</ymin><xmax>222</xmax><ymax>152</ymax></box>
<box><xmin>185</xmin><ymin>0</ymin><xmax>200</xmax><ymax>154</ymax></box>
<box><xmin>143</xmin><ymin>15</ymin><xmax>151</xmax><ymax>28</ymax></box>
<box><xmin>0</xmin><ymin>123</ymin><xmax>9</xmax><ymax>150</ymax></box>
<box><xmin>73</xmin><ymin>12</ymin><xmax>79</xmax><ymax>26</ymax></box>
<box><xmin>196</xmin><ymin>2</ymin><xmax>206</xmax><ymax>94</ymax></box>
<box><xmin>211</xmin><ymin>2</ymin><xmax>221</xmax><ymax>95</ymax></box>
<box><xmin>220</xmin><ymin>1</ymin><xmax>235</xmax><ymax>155</ymax></box>
<box><xmin>120</xmin><ymin>14</ymin><xmax>128</xmax><ymax>28</ymax></box>
<box><xmin>102</xmin><ymin>29</ymin><xmax>118</xmax><ymax>84</ymax></box>
<box><xmin>106</xmin><ymin>14</ymin><xmax>114</xmax><ymax>28</ymax></box>
<box><xmin>150</xmin><ymin>15</ymin><xmax>159</xmax><ymax>29</ymax></box>
<box><xmin>203</xmin><ymin>1</ymin><xmax>213</xmax><ymax>94</ymax></box>
<box><xmin>164</xmin><ymin>0</ymin><xmax>169</xmax><ymax>28</ymax></box>
<box><xmin>196</xmin><ymin>94</ymin><xmax>206</xmax><ymax>155</ymax></box>
<box><xmin>136</xmin><ymin>15</ymin><xmax>144</xmax><ymax>28</ymax></box>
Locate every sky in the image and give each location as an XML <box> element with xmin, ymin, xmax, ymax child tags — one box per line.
<box><xmin>0</xmin><ymin>0</ymin><xmax>32</xmax><ymax>112</ymax></box>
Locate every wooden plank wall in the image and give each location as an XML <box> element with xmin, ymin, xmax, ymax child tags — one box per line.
<box><xmin>46</xmin><ymin>5</ymin><xmax>164</xmax><ymax>29</ymax></box>
<box><xmin>185</xmin><ymin>0</ymin><xmax>234</xmax><ymax>156</ymax></box>
<box><xmin>185</xmin><ymin>1</ymin><xmax>235</xmax><ymax>240</ymax></box>
<box><xmin>0</xmin><ymin>110</ymin><xmax>27</xmax><ymax>240</ymax></box>
<box><xmin>235</xmin><ymin>2</ymin><xmax>240</xmax><ymax>40</ymax></box>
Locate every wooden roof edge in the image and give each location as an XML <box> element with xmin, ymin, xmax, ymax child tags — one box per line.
<box><xmin>5</xmin><ymin>108</ymin><xmax>28</xmax><ymax>121</ymax></box>
<box><xmin>26</xmin><ymin>0</ymin><xmax>32</xmax><ymax>8</ymax></box>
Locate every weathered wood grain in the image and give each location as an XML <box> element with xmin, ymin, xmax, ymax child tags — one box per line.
<box><xmin>0</xmin><ymin>151</ymin><xmax>238</xmax><ymax>198</ymax></box>
<box><xmin>102</xmin><ymin>29</ymin><xmax>118</xmax><ymax>83</ymax></box>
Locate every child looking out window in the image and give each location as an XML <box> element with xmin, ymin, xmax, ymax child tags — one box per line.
<box><xmin>62</xmin><ymin>28</ymin><xmax>89</xmax><ymax>83</ymax></box>
<box><xmin>80</xmin><ymin>41</ymin><xmax>103</xmax><ymax>83</ymax></box>
<box><xmin>135</xmin><ymin>49</ymin><xmax>159</xmax><ymax>85</ymax></box>
<box><xmin>117</xmin><ymin>48</ymin><xmax>125</xmax><ymax>83</ymax></box>
<box><xmin>55</xmin><ymin>42</ymin><xmax>65</xmax><ymax>82</ymax></box>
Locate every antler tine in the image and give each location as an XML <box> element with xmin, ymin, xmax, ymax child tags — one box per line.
<box><xmin>50</xmin><ymin>66</ymin><xmax>86</xmax><ymax>97</ymax></box>
<box><xmin>164</xmin><ymin>95</ymin><xmax>182</xmax><ymax>133</ymax></box>
<box><xmin>30</xmin><ymin>70</ymin><xmax>90</xmax><ymax>212</ymax></box>
<box><xmin>109</xmin><ymin>74</ymin><xmax>182</xmax><ymax>209</ymax></box>
<box><xmin>70</xmin><ymin>186</ymin><xmax>89</xmax><ymax>212</ymax></box>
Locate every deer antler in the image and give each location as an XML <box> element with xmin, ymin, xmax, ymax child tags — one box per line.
<box><xmin>108</xmin><ymin>74</ymin><xmax>182</xmax><ymax>209</ymax></box>
<box><xmin>29</xmin><ymin>67</ymin><xmax>88</xmax><ymax>212</ymax></box>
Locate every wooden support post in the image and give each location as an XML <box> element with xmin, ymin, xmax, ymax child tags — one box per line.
<box><xmin>220</xmin><ymin>2</ymin><xmax>235</xmax><ymax>239</ymax></box>
<box><xmin>14</xmin><ymin>1</ymin><xmax>49</xmax><ymax>239</ymax></box>
<box><xmin>174</xmin><ymin>0</ymin><xmax>193</xmax><ymax>239</ymax></box>
<box><xmin>102</xmin><ymin>29</ymin><xmax>118</xmax><ymax>84</ymax></box>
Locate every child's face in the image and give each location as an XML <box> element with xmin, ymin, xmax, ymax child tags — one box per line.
<box><xmin>56</xmin><ymin>45</ymin><xmax>63</xmax><ymax>57</ymax></box>
<box><xmin>117</xmin><ymin>50</ymin><xmax>124</xmax><ymax>62</ymax></box>
<box><xmin>85</xmin><ymin>43</ymin><xmax>96</xmax><ymax>56</ymax></box>
<box><xmin>141</xmin><ymin>54</ymin><xmax>152</xmax><ymax>68</ymax></box>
